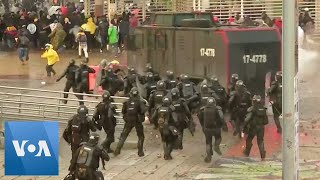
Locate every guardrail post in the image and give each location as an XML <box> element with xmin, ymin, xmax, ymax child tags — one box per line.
<box><xmin>58</xmin><ymin>92</ymin><xmax>61</xmax><ymax>117</ymax></box>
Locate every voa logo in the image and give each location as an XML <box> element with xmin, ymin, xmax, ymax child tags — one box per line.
<box><xmin>12</xmin><ymin>140</ymin><xmax>51</xmax><ymax>157</ymax></box>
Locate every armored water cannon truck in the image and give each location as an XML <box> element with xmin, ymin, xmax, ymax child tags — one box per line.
<box><xmin>126</xmin><ymin>12</ymin><xmax>281</xmax><ymax>97</ymax></box>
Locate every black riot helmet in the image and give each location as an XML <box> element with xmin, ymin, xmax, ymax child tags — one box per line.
<box><xmin>171</xmin><ymin>88</ymin><xmax>180</xmax><ymax>99</ymax></box>
<box><xmin>88</xmin><ymin>132</ymin><xmax>100</xmax><ymax>145</ymax></box>
<box><xmin>235</xmin><ymin>80</ymin><xmax>245</xmax><ymax>92</ymax></box>
<box><xmin>69</xmin><ymin>59</ymin><xmax>75</xmax><ymax>66</ymax></box>
<box><xmin>77</xmin><ymin>105</ymin><xmax>88</xmax><ymax>116</ymax></box>
<box><xmin>156</xmin><ymin>80</ymin><xmax>166</xmax><ymax>90</ymax></box>
<box><xmin>130</xmin><ymin>87</ymin><xmax>139</xmax><ymax>98</ymax></box>
<box><xmin>146</xmin><ymin>72</ymin><xmax>154</xmax><ymax>81</ymax></box>
<box><xmin>162</xmin><ymin>96</ymin><xmax>171</xmax><ymax>107</ymax></box>
<box><xmin>107</xmin><ymin>67</ymin><xmax>113</xmax><ymax>73</ymax></box>
<box><xmin>275</xmin><ymin>71</ymin><xmax>282</xmax><ymax>82</ymax></box>
<box><xmin>102</xmin><ymin>90</ymin><xmax>111</xmax><ymax>101</ymax></box>
<box><xmin>252</xmin><ymin>95</ymin><xmax>262</xmax><ymax>105</ymax></box>
<box><xmin>145</xmin><ymin>63</ymin><xmax>153</xmax><ymax>72</ymax></box>
<box><xmin>129</xmin><ymin>67</ymin><xmax>136</xmax><ymax>75</ymax></box>
<box><xmin>182</xmin><ymin>74</ymin><xmax>190</xmax><ymax>83</ymax></box>
<box><xmin>231</xmin><ymin>74</ymin><xmax>239</xmax><ymax>83</ymax></box>
<box><xmin>206</xmin><ymin>97</ymin><xmax>216</xmax><ymax>107</ymax></box>
<box><xmin>200</xmin><ymin>83</ymin><xmax>209</xmax><ymax>94</ymax></box>
<box><xmin>166</xmin><ymin>70</ymin><xmax>174</xmax><ymax>79</ymax></box>
<box><xmin>210</xmin><ymin>75</ymin><xmax>219</xmax><ymax>85</ymax></box>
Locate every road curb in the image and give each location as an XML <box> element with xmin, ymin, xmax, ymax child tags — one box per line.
<box><xmin>0</xmin><ymin>120</ymin><xmax>3</xmax><ymax>149</ymax></box>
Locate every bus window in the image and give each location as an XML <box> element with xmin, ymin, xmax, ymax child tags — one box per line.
<box><xmin>175</xmin><ymin>14</ymin><xmax>194</xmax><ymax>26</ymax></box>
<box><xmin>154</xmin><ymin>14</ymin><xmax>173</xmax><ymax>26</ymax></box>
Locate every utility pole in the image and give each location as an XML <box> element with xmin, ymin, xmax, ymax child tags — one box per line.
<box><xmin>282</xmin><ymin>0</ymin><xmax>299</xmax><ymax>180</ymax></box>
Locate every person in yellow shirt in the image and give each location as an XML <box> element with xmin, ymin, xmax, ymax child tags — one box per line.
<box><xmin>81</xmin><ymin>16</ymin><xmax>96</xmax><ymax>51</ymax></box>
<box><xmin>41</xmin><ymin>44</ymin><xmax>59</xmax><ymax>77</ymax></box>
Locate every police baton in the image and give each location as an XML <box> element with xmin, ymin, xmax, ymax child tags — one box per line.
<box><xmin>269</xmin><ymin>101</ymin><xmax>281</xmax><ymax>115</ymax></box>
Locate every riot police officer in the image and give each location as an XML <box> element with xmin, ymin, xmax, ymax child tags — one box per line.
<box><xmin>145</xmin><ymin>72</ymin><xmax>157</xmax><ymax>100</ymax></box>
<box><xmin>178</xmin><ymin>74</ymin><xmax>198</xmax><ymax>113</ymax></box>
<box><xmin>149</xmin><ymin>80</ymin><xmax>168</xmax><ymax>129</ymax></box>
<box><xmin>228</xmin><ymin>73</ymin><xmax>239</xmax><ymax>95</ymax></box>
<box><xmin>209</xmin><ymin>76</ymin><xmax>228</xmax><ymax>113</ymax></box>
<box><xmin>165</xmin><ymin>70</ymin><xmax>177</xmax><ymax>90</ymax></box>
<box><xmin>243</xmin><ymin>95</ymin><xmax>268</xmax><ymax>160</ymax></box>
<box><xmin>170</xmin><ymin>88</ymin><xmax>193</xmax><ymax>149</ymax></box>
<box><xmin>152</xmin><ymin>97</ymin><xmax>179</xmax><ymax>160</ymax></box>
<box><xmin>56</xmin><ymin>59</ymin><xmax>79</xmax><ymax>104</ymax></box>
<box><xmin>228</xmin><ymin>80</ymin><xmax>252</xmax><ymax>138</ymax></box>
<box><xmin>114</xmin><ymin>87</ymin><xmax>147</xmax><ymax>157</ymax></box>
<box><xmin>145</xmin><ymin>63</ymin><xmax>161</xmax><ymax>82</ymax></box>
<box><xmin>63</xmin><ymin>105</ymin><xmax>97</xmax><ymax>158</ymax></box>
<box><xmin>198</xmin><ymin>97</ymin><xmax>223</xmax><ymax>163</ymax></box>
<box><xmin>198</xmin><ymin>84</ymin><xmax>228</xmax><ymax>131</ymax></box>
<box><xmin>92</xmin><ymin>91</ymin><xmax>117</xmax><ymax>153</ymax></box>
<box><xmin>267</xmin><ymin>71</ymin><xmax>282</xmax><ymax>133</ymax></box>
<box><xmin>100</xmin><ymin>68</ymin><xmax>118</xmax><ymax>96</ymax></box>
<box><xmin>67</xmin><ymin>133</ymin><xmax>110</xmax><ymax>180</ymax></box>
<box><xmin>124</xmin><ymin>68</ymin><xmax>139</xmax><ymax>96</ymax></box>
<box><xmin>75</xmin><ymin>59</ymin><xmax>96</xmax><ymax>105</ymax></box>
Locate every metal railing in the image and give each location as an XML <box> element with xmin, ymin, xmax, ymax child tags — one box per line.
<box><xmin>0</xmin><ymin>86</ymin><xmax>129</xmax><ymax>125</ymax></box>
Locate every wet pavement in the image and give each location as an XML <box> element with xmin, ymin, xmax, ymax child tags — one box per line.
<box><xmin>0</xmin><ymin>50</ymin><xmax>319</xmax><ymax>179</ymax></box>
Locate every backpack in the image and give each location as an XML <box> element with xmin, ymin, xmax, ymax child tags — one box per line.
<box><xmin>71</xmin><ymin>117</ymin><xmax>82</xmax><ymax>145</ymax></box>
<box><xmin>255</xmin><ymin>105</ymin><xmax>268</xmax><ymax>125</ymax></box>
<box><xmin>79</xmin><ymin>33</ymin><xmax>87</xmax><ymax>42</ymax></box>
<box><xmin>204</xmin><ymin>106</ymin><xmax>219</xmax><ymax>129</ymax></box>
<box><xmin>76</xmin><ymin>144</ymin><xmax>94</xmax><ymax>178</ymax></box>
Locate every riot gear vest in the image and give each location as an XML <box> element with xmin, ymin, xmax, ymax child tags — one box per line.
<box><xmin>182</xmin><ymin>83</ymin><xmax>194</xmax><ymax>98</ymax></box>
<box><xmin>158</xmin><ymin>106</ymin><xmax>170</xmax><ymax>129</ymax></box>
<box><xmin>252</xmin><ymin>104</ymin><xmax>268</xmax><ymax>126</ymax></box>
<box><xmin>127</xmin><ymin>100</ymin><xmax>139</xmax><ymax>116</ymax></box>
<box><xmin>71</xmin><ymin>117</ymin><xmax>83</xmax><ymax>145</ymax></box>
<box><xmin>167</xmin><ymin>80</ymin><xmax>177</xmax><ymax>89</ymax></box>
<box><xmin>213</xmin><ymin>85</ymin><xmax>227</xmax><ymax>100</ymax></box>
<box><xmin>67</xmin><ymin>65</ymin><xmax>78</xmax><ymax>81</ymax></box>
<box><xmin>238</xmin><ymin>92</ymin><xmax>250</xmax><ymax>108</ymax></box>
<box><xmin>200</xmin><ymin>93</ymin><xmax>211</xmax><ymax>107</ymax></box>
<box><xmin>77</xmin><ymin>68</ymin><xmax>89</xmax><ymax>84</ymax></box>
<box><xmin>154</xmin><ymin>91</ymin><xmax>165</xmax><ymax>106</ymax></box>
<box><xmin>77</xmin><ymin>144</ymin><xmax>94</xmax><ymax>168</ymax></box>
<box><xmin>204</xmin><ymin>106</ymin><xmax>220</xmax><ymax>129</ymax></box>
<box><xmin>171</xmin><ymin>99</ymin><xmax>183</xmax><ymax>113</ymax></box>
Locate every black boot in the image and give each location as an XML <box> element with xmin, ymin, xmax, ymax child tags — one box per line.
<box><xmin>137</xmin><ymin>138</ymin><xmax>145</xmax><ymax>157</ymax></box>
<box><xmin>243</xmin><ymin>143</ymin><xmax>252</xmax><ymax>157</ymax></box>
<box><xmin>102</xmin><ymin>140</ymin><xmax>114</xmax><ymax>153</ymax></box>
<box><xmin>114</xmin><ymin>137</ymin><xmax>126</xmax><ymax>156</ymax></box>
<box><xmin>167</xmin><ymin>142</ymin><xmax>173</xmax><ymax>160</ymax></box>
<box><xmin>214</xmin><ymin>145</ymin><xmax>222</xmax><ymax>155</ymax></box>
<box><xmin>85</xmin><ymin>58</ymin><xmax>89</xmax><ymax>63</ymax></box>
<box><xmin>204</xmin><ymin>144</ymin><xmax>212</xmax><ymax>163</ymax></box>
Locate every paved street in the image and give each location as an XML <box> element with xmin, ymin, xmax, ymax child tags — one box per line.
<box><xmin>0</xmin><ymin>49</ymin><xmax>319</xmax><ymax>179</ymax></box>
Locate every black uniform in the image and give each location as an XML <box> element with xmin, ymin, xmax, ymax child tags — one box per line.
<box><xmin>56</xmin><ymin>60</ymin><xmax>79</xmax><ymax>104</ymax></box>
<box><xmin>198</xmin><ymin>97</ymin><xmax>223</xmax><ymax>163</ymax></box>
<box><xmin>124</xmin><ymin>68</ymin><xmax>139</xmax><ymax>95</ymax></box>
<box><xmin>243</xmin><ymin>96</ymin><xmax>268</xmax><ymax>160</ymax></box>
<box><xmin>165</xmin><ymin>71</ymin><xmax>177</xmax><ymax>90</ymax></box>
<box><xmin>178</xmin><ymin>75</ymin><xmax>198</xmax><ymax>112</ymax></box>
<box><xmin>100</xmin><ymin>68</ymin><xmax>119</xmax><ymax>96</ymax></box>
<box><xmin>227</xmin><ymin>74</ymin><xmax>239</xmax><ymax>96</ymax></box>
<box><xmin>145</xmin><ymin>72</ymin><xmax>157</xmax><ymax>100</ymax></box>
<box><xmin>228</xmin><ymin>81</ymin><xmax>252</xmax><ymax>138</ymax></box>
<box><xmin>152</xmin><ymin>97</ymin><xmax>179</xmax><ymax>160</ymax></box>
<box><xmin>75</xmin><ymin>61</ymin><xmax>96</xmax><ymax>105</ymax></box>
<box><xmin>148</xmin><ymin>81</ymin><xmax>168</xmax><ymax>128</ymax></box>
<box><xmin>68</xmin><ymin>133</ymin><xmax>110</xmax><ymax>180</ymax></box>
<box><xmin>63</xmin><ymin>105</ymin><xmax>96</xmax><ymax>158</ymax></box>
<box><xmin>170</xmin><ymin>88</ymin><xmax>193</xmax><ymax>149</ymax></box>
<box><xmin>268</xmin><ymin>72</ymin><xmax>282</xmax><ymax>133</ymax></box>
<box><xmin>210</xmin><ymin>77</ymin><xmax>228</xmax><ymax>113</ymax></box>
<box><xmin>144</xmin><ymin>64</ymin><xmax>161</xmax><ymax>82</ymax></box>
<box><xmin>92</xmin><ymin>91</ymin><xmax>117</xmax><ymax>153</ymax></box>
<box><xmin>114</xmin><ymin>88</ymin><xmax>147</xmax><ymax>157</ymax></box>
